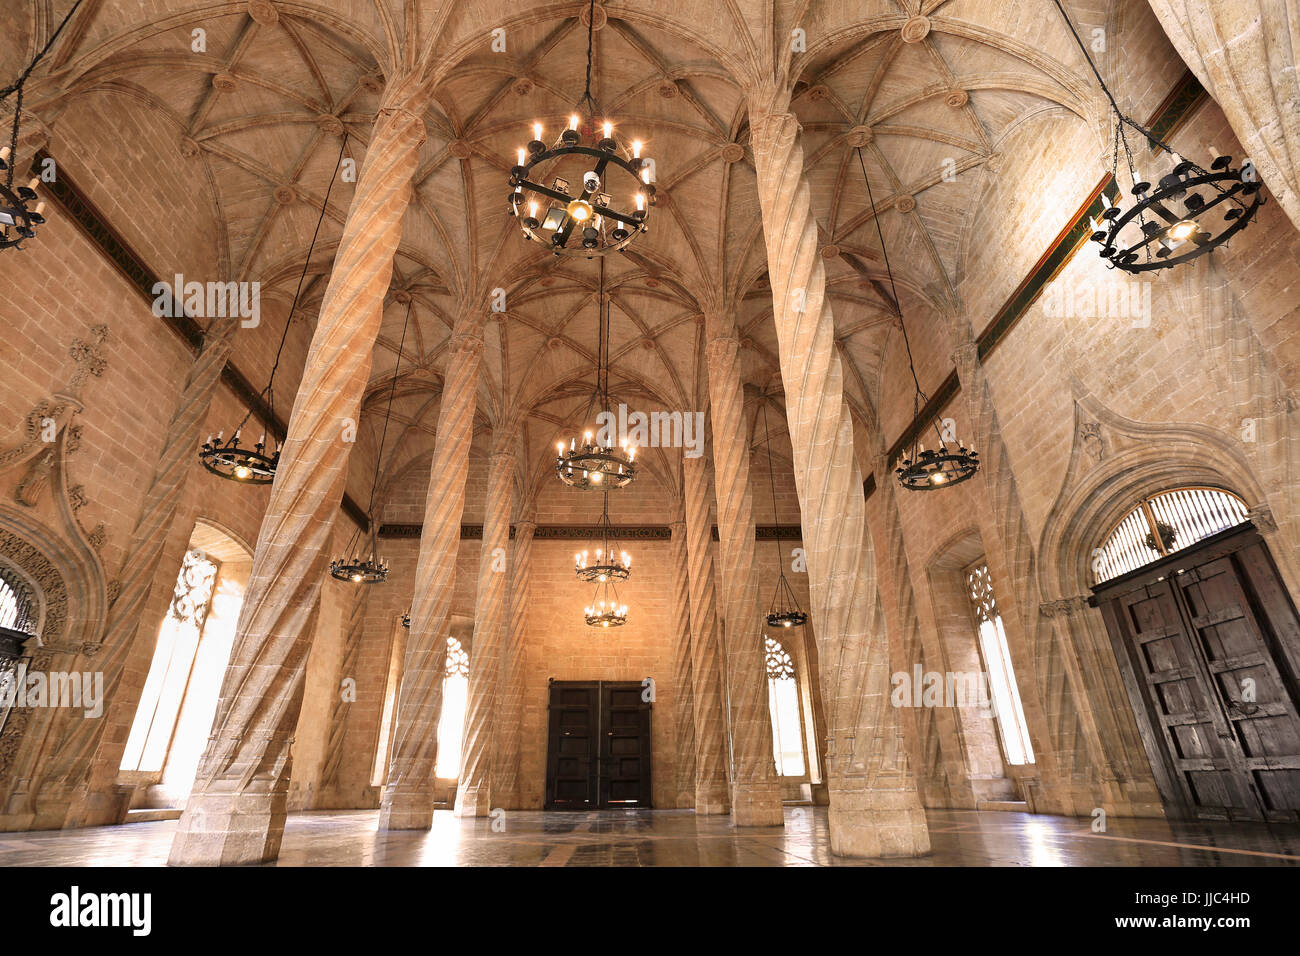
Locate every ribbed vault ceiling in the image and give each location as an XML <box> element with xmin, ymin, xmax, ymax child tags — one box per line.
<box><xmin>6</xmin><ymin>0</ymin><xmax>1141</xmax><ymax>510</ymax></box>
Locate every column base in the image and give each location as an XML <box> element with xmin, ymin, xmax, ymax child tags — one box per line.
<box><xmin>694</xmin><ymin>781</ymin><xmax>730</xmax><ymax>814</ymax></box>
<box><xmin>453</xmin><ymin>784</ymin><xmax>492</xmax><ymax>817</ymax></box>
<box><xmin>64</xmin><ymin>784</ymin><xmax>133</xmax><ymax>829</ymax></box>
<box><xmin>377</xmin><ymin>785</ymin><xmax>434</xmax><ymax>831</ymax></box>
<box><xmin>168</xmin><ymin>789</ymin><xmax>287</xmax><ymax>866</ymax></box>
<box><xmin>827</xmin><ymin>789</ymin><xmax>930</xmax><ymax>858</ymax></box>
<box><xmin>731</xmin><ymin>783</ymin><xmax>784</xmax><ymax>826</ymax></box>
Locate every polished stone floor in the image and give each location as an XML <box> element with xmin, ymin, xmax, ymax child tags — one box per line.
<box><xmin>2</xmin><ymin>807</ymin><xmax>1298</xmax><ymax>866</ymax></box>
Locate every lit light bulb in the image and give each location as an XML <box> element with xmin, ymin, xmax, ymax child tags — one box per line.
<box><xmin>234</xmin><ymin>464</ymin><xmax>251</xmax><ymax>479</ymax></box>
<box><xmin>783</xmin><ymin>620</ymin><xmax>792</xmax><ymax>627</ymax></box>
<box><xmin>529</xmin><ymin>200</ymin><xmax>539</xmax><ymax>219</ymax></box>
<box><xmin>517</xmin><ymin>147</ymin><xmax>527</xmax><ymax>166</ymax></box>
<box><xmin>632</xmin><ymin>140</ymin><xmax>642</xmax><ymax>158</ymax></box>
<box><xmin>635</xmin><ymin>193</ymin><xmax>645</xmax><ymax>212</ymax></box>
<box><xmin>557</xmin><ymin>441</ymin><xmax>565</xmax><ymax>454</ymax></box>
<box><xmin>533</xmin><ymin>122</ymin><xmax>543</xmax><ymax>141</ymax></box>
<box><xmin>603</xmin><ymin>120</ymin><xmax>613</xmax><ymax>139</ymax></box>
<box><xmin>352</xmin><ymin>573</ymin><xmax>363</xmax><ymax>582</ymax></box>
<box><xmin>570</xmin><ymin>114</ymin><xmax>580</xmax><ymax>131</ymax></box>
<box><xmin>591</xmin><ymin>471</ymin><xmax>603</xmax><ymax>483</ymax></box>
<box><xmin>930</xmin><ymin>471</ymin><xmax>946</xmax><ymax>484</ymax></box>
<box><xmin>585</xmin><ymin>431</ymin><xmax>593</xmax><ymax>444</ymax></box>
<box><xmin>1168</xmin><ymin>220</ymin><xmax>1197</xmax><ymax>242</ymax></box>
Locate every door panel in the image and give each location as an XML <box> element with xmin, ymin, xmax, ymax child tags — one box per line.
<box><xmin>1094</xmin><ymin>525</ymin><xmax>1300</xmax><ymax>822</ymax></box>
<box><xmin>1174</xmin><ymin>556</ymin><xmax>1300</xmax><ymax>818</ymax></box>
<box><xmin>600</xmin><ymin>684</ymin><xmax>652</xmax><ymax>807</ymax></box>
<box><xmin>545</xmin><ymin>680</ymin><xmax>652</xmax><ymax>810</ymax></box>
<box><xmin>1117</xmin><ymin>583</ymin><xmax>1256</xmax><ymax>818</ymax></box>
<box><xmin>546</xmin><ymin>684</ymin><xmax>599</xmax><ymax>808</ymax></box>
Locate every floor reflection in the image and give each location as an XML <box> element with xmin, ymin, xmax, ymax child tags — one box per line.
<box><xmin>1</xmin><ymin>807</ymin><xmax>1297</xmax><ymax>867</ymax></box>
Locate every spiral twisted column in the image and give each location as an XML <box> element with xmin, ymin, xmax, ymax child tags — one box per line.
<box><xmin>682</xmin><ymin>455</ymin><xmax>731</xmax><ymax>814</ymax></box>
<box><xmin>378</xmin><ymin>325</ymin><xmax>485</xmax><ymax>830</ymax></box>
<box><xmin>494</xmin><ymin>517</ymin><xmax>534</xmax><ymax>809</ymax></box>
<box><xmin>749</xmin><ymin>97</ymin><xmax>928</xmax><ymax>856</ymax></box>
<box><xmin>52</xmin><ymin>314</ymin><xmax>240</xmax><ymax>828</ymax></box>
<box><xmin>454</xmin><ymin>448</ymin><xmax>515</xmax><ymax>817</ymax></box>
<box><xmin>315</xmin><ymin>584</ymin><xmax>372</xmax><ymax>806</ymax></box>
<box><xmin>705</xmin><ymin>332</ymin><xmax>782</xmax><ymax>825</ymax></box>
<box><xmin>168</xmin><ymin>93</ymin><xmax>428</xmax><ymax>865</ymax></box>
<box><xmin>669</xmin><ymin>518</ymin><xmax>697</xmax><ymax>808</ymax></box>
<box><xmin>1149</xmin><ymin>0</ymin><xmax>1300</xmax><ymax>232</ymax></box>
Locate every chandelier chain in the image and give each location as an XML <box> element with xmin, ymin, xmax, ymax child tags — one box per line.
<box><xmin>365</xmin><ymin>297</ymin><xmax>412</xmax><ymax>521</ymax></box>
<box><xmin>2</xmin><ymin>0</ymin><xmax>85</xmax><ymax>189</ymax></box>
<box><xmin>249</xmin><ymin>133</ymin><xmax>350</xmax><ymax>434</ymax></box>
<box><xmin>581</xmin><ymin>0</ymin><xmax>597</xmax><ymax>117</ymax></box>
<box><xmin>759</xmin><ymin>401</ymin><xmax>784</xmax><ymax>567</ymax></box>
<box><xmin>856</xmin><ymin>146</ymin><xmax>937</xmax><ymax>441</ymax></box>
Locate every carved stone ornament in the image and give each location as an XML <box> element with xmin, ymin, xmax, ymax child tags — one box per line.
<box><xmin>1247</xmin><ymin>504</ymin><xmax>1278</xmax><ymax>534</ymax></box>
<box><xmin>1079</xmin><ymin>420</ymin><xmax>1104</xmax><ymax>463</ymax></box>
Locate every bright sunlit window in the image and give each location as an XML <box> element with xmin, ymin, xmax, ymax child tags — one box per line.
<box><xmin>121</xmin><ymin>549</ymin><xmax>218</xmax><ymax>772</ymax></box>
<box><xmin>434</xmin><ymin>636</ymin><xmax>470</xmax><ymax>779</ymax></box>
<box><xmin>966</xmin><ymin>564</ymin><xmax>1034</xmax><ymax>766</ymax></box>
<box><xmin>765</xmin><ymin>636</ymin><xmax>806</xmax><ymax>777</ymax></box>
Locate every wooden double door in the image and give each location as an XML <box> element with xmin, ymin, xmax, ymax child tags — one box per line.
<box><xmin>544</xmin><ymin>680</ymin><xmax>652</xmax><ymax>810</ymax></box>
<box><xmin>1094</xmin><ymin>524</ymin><xmax>1300</xmax><ymax>822</ymax></box>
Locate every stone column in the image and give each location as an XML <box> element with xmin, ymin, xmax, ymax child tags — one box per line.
<box><xmin>1149</xmin><ymin>0</ymin><xmax>1300</xmax><ymax>231</ymax></box>
<box><xmin>681</xmin><ymin>455</ymin><xmax>731</xmax><ymax>813</ymax></box>
<box><xmin>669</xmin><ymin>518</ymin><xmax>697</xmax><ymax>808</ymax></box>
<box><xmin>705</xmin><ymin>331</ymin><xmax>782</xmax><ymax>825</ymax></box>
<box><xmin>749</xmin><ymin>95</ymin><xmax>929</xmax><ymax>857</ymax></box>
<box><xmin>867</xmin><ymin>453</ymin><xmax>973</xmax><ymax>809</ymax></box>
<box><xmin>454</xmin><ymin>447</ymin><xmax>515</xmax><ymax>816</ymax></box>
<box><xmin>167</xmin><ymin>89</ymin><xmax>427</xmax><ymax>866</ymax></box>
<box><xmin>378</xmin><ymin>324</ymin><xmax>485</xmax><ymax>830</ymax></box>
<box><xmin>314</xmin><ymin>585</ymin><xmax>372</xmax><ymax>807</ymax></box>
<box><xmin>51</xmin><ymin>314</ymin><xmax>241</xmax><ymax>828</ymax></box>
<box><xmin>494</xmin><ymin>515</ymin><xmax>534</xmax><ymax>809</ymax></box>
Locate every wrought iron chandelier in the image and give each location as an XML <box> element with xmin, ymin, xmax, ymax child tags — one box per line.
<box><xmin>200</xmin><ymin>135</ymin><xmax>348</xmax><ymax>484</ymax></box>
<box><xmin>0</xmin><ymin>0</ymin><xmax>83</xmax><ymax>251</ymax></box>
<box><xmin>1052</xmin><ymin>0</ymin><xmax>1265</xmax><ymax>274</ymax></box>
<box><xmin>508</xmin><ymin>0</ymin><xmax>654</xmax><ymax>258</ymax></box>
<box><xmin>575</xmin><ymin>492</ymin><xmax>631</xmax><ymax>582</ymax></box>
<box><xmin>855</xmin><ymin>149</ymin><xmax>979</xmax><ymax>491</ymax></box>
<box><xmin>584</xmin><ymin>577</ymin><xmax>628</xmax><ymax>628</ymax></box>
<box><xmin>328</xmin><ymin>296</ymin><xmax>412</xmax><ymax>584</ymax></box>
<box><xmin>555</xmin><ymin>258</ymin><xmax>637</xmax><ymax>488</ymax></box>
<box><xmin>758</xmin><ymin>402</ymin><xmax>807</xmax><ymax>628</ymax></box>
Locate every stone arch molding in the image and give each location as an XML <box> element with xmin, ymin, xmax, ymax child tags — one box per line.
<box><xmin>1037</xmin><ymin>381</ymin><xmax>1269</xmax><ymax>605</ymax></box>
